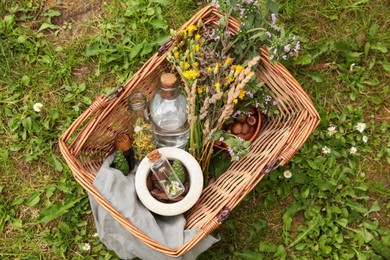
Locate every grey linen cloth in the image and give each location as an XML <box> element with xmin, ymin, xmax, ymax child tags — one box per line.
<box><xmin>89</xmin><ymin>153</ymin><xmax>219</xmax><ymax>259</ymax></box>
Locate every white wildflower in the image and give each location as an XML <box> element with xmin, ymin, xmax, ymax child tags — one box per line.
<box><xmin>356</xmin><ymin>122</ymin><xmax>366</xmax><ymax>133</ymax></box>
<box><xmin>328</xmin><ymin>126</ymin><xmax>337</xmax><ymax>136</ymax></box>
<box><xmin>82</xmin><ymin>243</ymin><xmax>91</xmax><ymax>251</ymax></box>
<box><xmin>33</xmin><ymin>102</ymin><xmax>43</xmax><ymax>112</ymax></box>
<box><xmin>350</xmin><ymin>147</ymin><xmax>357</xmax><ymax>155</ymax></box>
<box><xmin>92</xmin><ymin>232</ymin><xmax>99</xmax><ymax>238</ymax></box>
<box><xmin>283</xmin><ymin>170</ymin><xmax>292</xmax><ymax>179</ymax></box>
<box><xmin>322</xmin><ymin>146</ymin><xmax>331</xmax><ymax>154</ymax></box>
<box><xmin>362</xmin><ymin>136</ymin><xmax>368</xmax><ymax>143</ymax></box>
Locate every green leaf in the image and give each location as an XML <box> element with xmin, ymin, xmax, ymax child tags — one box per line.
<box><xmin>234</xmin><ymin>251</ymin><xmax>264</xmax><ymax>260</ymax></box>
<box><xmin>151</xmin><ymin>0</ymin><xmax>169</xmax><ymax>5</ymax></box>
<box><xmin>37</xmin><ymin>22</ymin><xmax>60</xmax><ymax>33</ymax></box>
<box><xmin>26</xmin><ymin>191</ymin><xmax>41</xmax><ymax>207</ymax></box>
<box><xmin>130</xmin><ymin>43</ymin><xmax>144</xmax><ymax>60</ymax></box>
<box><xmin>266</xmin><ymin>0</ymin><xmax>279</xmax><ymax>14</ymax></box>
<box><xmin>365</xmin><ymin>201</ymin><xmax>380</xmax><ymax>216</ymax></box>
<box><xmin>38</xmin><ymin>197</ymin><xmax>83</xmax><ymax>223</ymax></box>
<box><xmin>259</xmin><ymin>242</ymin><xmax>278</xmax><ymax>252</ymax></box>
<box><xmin>50</xmin><ymin>154</ymin><xmax>63</xmax><ymax>172</ymax></box>
<box><xmin>21</xmin><ymin>75</ymin><xmax>30</xmax><ymax>86</ymax></box>
<box><xmin>344</xmin><ymin>199</ymin><xmax>367</xmax><ymax>214</ymax></box>
<box><xmin>382</xmin><ymin>60</ymin><xmax>390</xmax><ymax>72</ymax></box>
<box><xmin>371</xmin><ymin>43</ymin><xmax>388</xmax><ymax>53</ymax></box>
<box><xmin>307</xmin><ymin>160</ymin><xmax>318</xmax><ymax>170</ymax></box>
<box><xmin>149</xmin><ymin>19</ymin><xmax>168</xmax><ymax>29</ymax></box>
<box><xmin>335</xmin><ymin>218</ymin><xmax>348</xmax><ymax>227</ymax></box>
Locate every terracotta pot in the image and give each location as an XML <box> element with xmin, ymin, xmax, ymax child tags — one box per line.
<box><xmin>214</xmin><ymin>108</ymin><xmax>263</xmax><ymax>151</ymax></box>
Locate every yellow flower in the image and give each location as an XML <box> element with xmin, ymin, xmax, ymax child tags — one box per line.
<box><xmin>215</xmin><ymin>82</ymin><xmax>221</xmax><ymax>92</ymax></box>
<box><xmin>182</xmin><ymin>70</ymin><xmax>200</xmax><ymax>80</ymax></box>
<box><xmin>187</xmin><ymin>25</ymin><xmax>197</xmax><ymax>33</ymax></box>
<box><xmin>180</xmin><ymin>29</ymin><xmax>187</xmax><ymax>36</ymax></box>
<box><xmin>197</xmin><ymin>87</ymin><xmax>203</xmax><ymax>94</ymax></box>
<box><xmin>195</xmin><ymin>44</ymin><xmax>200</xmax><ymax>51</ymax></box>
<box><xmin>184</xmin><ymin>62</ymin><xmax>190</xmax><ymax>70</ymax></box>
<box><xmin>174</xmin><ymin>51</ymin><xmax>179</xmax><ymax>58</ymax></box>
<box><xmin>235</xmin><ymin>65</ymin><xmax>244</xmax><ymax>73</ymax></box>
<box><xmin>239</xmin><ymin>89</ymin><xmax>245</xmax><ymax>99</ymax></box>
<box><xmin>231</xmin><ymin>65</ymin><xmax>236</xmax><ymax>70</ymax></box>
<box><xmin>207</xmin><ymin>67</ymin><xmax>213</xmax><ymax>72</ymax></box>
<box><xmin>225</xmin><ymin>76</ymin><xmax>234</xmax><ymax>84</ymax></box>
<box><xmin>193</xmin><ymin>62</ymin><xmax>199</xmax><ymax>67</ymax></box>
<box><xmin>195</xmin><ymin>34</ymin><xmax>201</xmax><ymax>40</ymax></box>
<box><xmin>233</xmin><ymin>99</ymin><xmax>238</xmax><ymax>104</ymax></box>
<box><xmin>225</xmin><ymin>57</ymin><xmax>232</xmax><ymax>65</ymax></box>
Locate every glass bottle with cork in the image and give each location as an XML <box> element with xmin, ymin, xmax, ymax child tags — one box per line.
<box><xmin>115</xmin><ymin>133</ymin><xmax>136</xmax><ymax>173</ymax></box>
<box><xmin>147</xmin><ymin>150</ymin><xmax>185</xmax><ymax>199</ymax></box>
<box><xmin>128</xmin><ymin>92</ymin><xmax>156</xmax><ymax>160</ymax></box>
<box><xmin>150</xmin><ymin>73</ymin><xmax>189</xmax><ymax>149</ymax></box>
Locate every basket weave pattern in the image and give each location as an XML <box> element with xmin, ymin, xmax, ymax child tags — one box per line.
<box><xmin>59</xmin><ymin>5</ymin><xmax>320</xmax><ymax>257</ymax></box>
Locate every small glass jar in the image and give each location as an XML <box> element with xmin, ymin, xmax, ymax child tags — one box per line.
<box><xmin>150</xmin><ymin>73</ymin><xmax>190</xmax><ymax>149</ymax></box>
<box><xmin>128</xmin><ymin>92</ymin><xmax>156</xmax><ymax>160</ymax></box>
<box><xmin>147</xmin><ymin>150</ymin><xmax>185</xmax><ymax>199</ymax></box>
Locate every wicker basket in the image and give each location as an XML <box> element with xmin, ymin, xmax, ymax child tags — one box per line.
<box><xmin>59</xmin><ymin>5</ymin><xmax>320</xmax><ymax>257</ymax></box>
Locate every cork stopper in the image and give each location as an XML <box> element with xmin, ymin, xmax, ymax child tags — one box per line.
<box><xmin>147</xmin><ymin>150</ymin><xmax>161</xmax><ymax>162</ymax></box>
<box><xmin>115</xmin><ymin>133</ymin><xmax>132</xmax><ymax>151</ymax></box>
<box><xmin>160</xmin><ymin>73</ymin><xmax>177</xmax><ymax>88</ymax></box>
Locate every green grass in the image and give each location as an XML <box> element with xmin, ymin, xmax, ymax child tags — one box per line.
<box><xmin>1</xmin><ymin>0</ymin><xmax>389</xmax><ymax>259</ymax></box>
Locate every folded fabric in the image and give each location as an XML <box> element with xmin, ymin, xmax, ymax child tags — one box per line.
<box><xmin>89</xmin><ymin>153</ymin><xmax>219</xmax><ymax>259</ymax></box>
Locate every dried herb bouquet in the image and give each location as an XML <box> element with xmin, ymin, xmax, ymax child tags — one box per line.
<box><xmin>167</xmin><ymin>0</ymin><xmax>301</xmax><ymax>179</ymax></box>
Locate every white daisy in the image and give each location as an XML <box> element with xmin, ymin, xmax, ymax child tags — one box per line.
<box><xmin>283</xmin><ymin>170</ymin><xmax>292</xmax><ymax>179</ymax></box>
<box><xmin>328</xmin><ymin>126</ymin><xmax>337</xmax><ymax>136</ymax></box>
<box><xmin>362</xmin><ymin>136</ymin><xmax>368</xmax><ymax>143</ymax></box>
<box><xmin>356</xmin><ymin>122</ymin><xmax>366</xmax><ymax>133</ymax></box>
<box><xmin>322</xmin><ymin>146</ymin><xmax>331</xmax><ymax>154</ymax></box>
<box><xmin>82</xmin><ymin>243</ymin><xmax>91</xmax><ymax>251</ymax></box>
<box><xmin>33</xmin><ymin>102</ymin><xmax>43</xmax><ymax>112</ymax></box>
<box><xmin>350</xmin><ymin>147</ymin><xmax>357</xmax><ymax>155</ymax></box>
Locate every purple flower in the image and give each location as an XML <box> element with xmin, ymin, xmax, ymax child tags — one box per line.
<box><xmin>266</xmin><ymin>31</ymin><xmax>272</xmax><ymax>38</ymax></box>
<box><xmin>232</xmin><ymin>110</ymin><xmax>242</xmax><ymax>118</ymax></box>
<box><xmin>219</xmin><ymin>137</ymin><xmax>225</xmax><ymax>142</ymax></box>
<box><xmin>294</xmin><ymin>41</ymin><xmax>300</xmax><ymax>52</ymax></box>
<box><xmin>269</xmin><ymin>54</ymin><xmax>275</xmax><ymax>60</ymax></box>
<box><xmin>245</xmin><ymin>91</ymin><xmax>254</xmax><ymax>98</ymax></box>
<box><xmin>227</xmin><ymin>147</ymin><xmax>235</xmax><ymax>157</ymax></box>
<box><xmin>271</xmin><ymin>13</ymin><xmax>277</xmax><ymax>25</ymax></box>
<box><xmin>262</xmin><ymin>109</ymin><xmax>268</xmax><ymax>114</ymax></box>
<box><xmin>273</xmin><ymin>100</ymin><xmax>278</xmax><ymax>105</ymax></box>
<box><xmin>235</xmin><ymin>156</ymin><xmax>240</xmax><ymax>161</ymax></box>
<box><xmin>242</xmin><ymin>0</ymin><xmax>254</xmax><ymax>3</ymax></box>
<box><xmin>284</xmin><ymin>44</ymin><xmax>291</xmax><ymax>52</ymax></box>
<box><xmin>238</xmin><ymin>137</ymin><xmax>244</xmax><ymax>142</ymax></box>
<box><xmin>282</xmin><ymin>55</ymin><xmax>287</xmax><ymax>60</ymax></box>
<box><xmin>292</xmin><ymin>35</ymin><xmax>297</xmax><ymax>41</ymax></box>
<box><xmin>255</xmin><ymin>102</ymin><xmax>260</xmax><ymax>108</ymax></box>
<box><xmin>241</xmin><ymin>21</ymin><xmax>246</xmax><ymax>26</ymax></box>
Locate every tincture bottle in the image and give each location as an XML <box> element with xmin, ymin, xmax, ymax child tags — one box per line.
<box><xmin>147</xmin><ymin>150</ymin><xmax>185</xmax><ymax>199</ymax></box>
<box><xmin>128</xmin><ymin>92</ymin><xmax>156</xmax><ymax>160</ymax></box>
<box><xmin>115</xmin><ymin>133</ymin><xmax>136</xmax><ymax>172</ymax></box>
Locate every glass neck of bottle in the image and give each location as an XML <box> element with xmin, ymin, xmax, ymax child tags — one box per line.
<box><xmin>160</xmin><ymin>85</ymin><xmax>178</xmax><ymax>100</ymax></box>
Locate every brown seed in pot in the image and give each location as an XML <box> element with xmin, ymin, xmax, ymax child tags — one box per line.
<box><xmin>238</xmin><ymin>114</ymin><xmax>247</xmax><ymax>123</ymax></box>
<box><xmin>247</xmin><ymin>115</ymin><xmax>257</xmax><ymax>126</ymax></box>
<box><xmin>231</xmin><ymin>122</ymin><xmax>242</xmax><ymax>134</ymax></box>
<box><xmin>242</xmin><ymin>123</ymin><xmax>250</xmax><ymax>134</ymax></box>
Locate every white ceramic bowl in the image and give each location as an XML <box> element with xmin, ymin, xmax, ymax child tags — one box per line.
<box><xmin>135</xmin><ymin>147</ymin><xmax>203</xmax><ymax>216</ymax></box>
